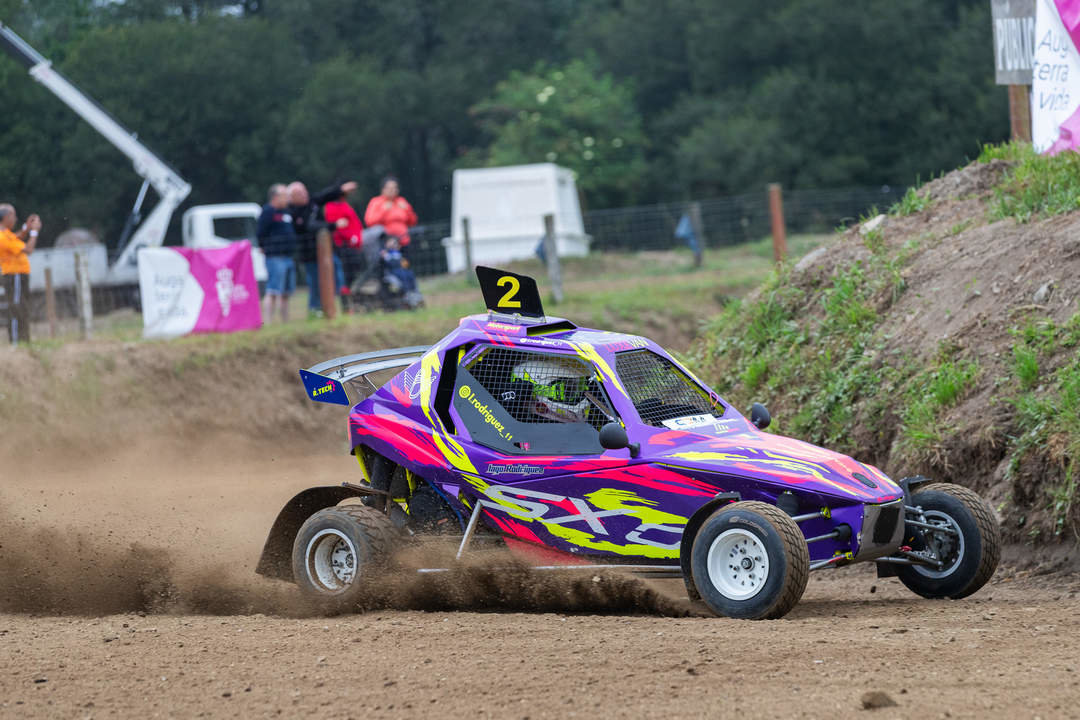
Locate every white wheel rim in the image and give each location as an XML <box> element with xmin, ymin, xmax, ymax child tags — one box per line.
<box><xmin>305</xmin><ymin>530</ymin><xmax>359</xmax><ymax>593</ymax></box>
<box><xmin>706</xmin><ymin>528</ymin><xmax>770</xmax><ymax>600</ymax></box>
<box><xmin>913</xmin><ymin>510</ymin><xmax>965</xmax><ymax>579</ymax></box>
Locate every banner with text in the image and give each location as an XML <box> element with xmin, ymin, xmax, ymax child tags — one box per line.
<box><xmin>1032</xmin><ymin>0</ymin><xmax>1080</xmax><ymax>153</ymax></box>
<box><xmin>137</xmin><ymin>241</ymin><xmax>262</xmax><ymax>339</ymax></box>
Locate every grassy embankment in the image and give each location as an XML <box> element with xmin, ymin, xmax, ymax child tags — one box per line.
<box><xmin>689</xmin><ymin>142</ymin><xmax>1080</xmax><ymax>541</ymax></box>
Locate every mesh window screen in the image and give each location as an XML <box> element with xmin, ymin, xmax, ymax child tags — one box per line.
<box><xmin>465</xmin><ymin>347</ymin><xmax>615</xmax><ymax>430</ymax></box>
<box><xmin>614</xmin><ymin>350</ymin><xmax>723</xmax><ymax>427</ymax></box>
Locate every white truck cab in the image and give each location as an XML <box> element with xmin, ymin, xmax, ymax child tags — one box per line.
<box><xmin>182</xmin><ymin>203</ymin><xmax>266</xmax><ymax>282</ymax></box>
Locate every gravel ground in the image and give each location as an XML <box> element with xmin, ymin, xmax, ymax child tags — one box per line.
<box><xmin>2</xmin><ymin>452</ymin><xmax>1078</xmax><ymax>720</ymax></box>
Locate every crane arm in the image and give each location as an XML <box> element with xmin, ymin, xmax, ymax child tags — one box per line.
<box><xmin>0</xmin><ymin>22</ymin><xmax>191</xmax><ymax>204</ymax></box>
<box><xmin>0</xmin><ymin>22</ymin><xmax>191</xmax><ymax>258</ymax></box>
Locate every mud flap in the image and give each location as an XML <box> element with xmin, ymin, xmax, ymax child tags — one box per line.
<box><xmin>255</xmin><ymin>486</ymin><xmax>364</xmax><ymax>581</ymax></box>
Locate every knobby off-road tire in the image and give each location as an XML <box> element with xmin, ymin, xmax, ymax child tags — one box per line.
<box><xmin>292</xmin><ymin>504</ymin><xmax>399</xmax><ymax>603</ymax></box>
<box><xmin>896</xmin><ymin>483</ymin><xmax>1000</xmax><ymax>599</ymax></box>
<box><xmin>689</xmin><ymin>501</ymin><xmax>810</xmax><ymax>620</ymax></box>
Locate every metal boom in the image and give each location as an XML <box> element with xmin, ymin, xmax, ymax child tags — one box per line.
<box><xmin>0</xmin><ymin>21</ymin><xmax>191</xmax><ymax>277</ymax></box>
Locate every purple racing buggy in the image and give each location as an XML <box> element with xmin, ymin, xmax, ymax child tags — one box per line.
<box><xmin>257</xmin><ymin>266</ymin><xmax>1001</xmax><ymax>619</ymax></box>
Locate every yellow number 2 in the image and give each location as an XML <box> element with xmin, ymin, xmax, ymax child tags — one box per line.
<box><xmin>496</xmin><ymin>276</ymin><xmax>521</xmax><ymax>308</ymax></box>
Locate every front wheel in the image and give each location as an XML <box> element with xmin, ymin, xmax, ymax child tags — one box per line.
<box><xmin>291</xmin><ymin>504</ymin><xmax>398</xmax><ymax>602</ymax></box>
<box><xmin>688</xmin><ymin>501</ymin><xmax>810</xmax><ymax>619</ymax></box>
<box><xmin>896</xmin><ymin>483</ymin><xmax>1000</xmax><ymax>599</ymax></box>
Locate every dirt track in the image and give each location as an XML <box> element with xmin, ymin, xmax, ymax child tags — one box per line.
<box><xmin>3</xmin><ymin>450</ymin><xmax>1080</xmax><ymax>719</ymax></box>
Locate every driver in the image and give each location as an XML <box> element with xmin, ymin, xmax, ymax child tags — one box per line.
<box><xmin>510</xmin><ymin>358</ymin><xmax>593</xmax><ymax>424</ymax></box>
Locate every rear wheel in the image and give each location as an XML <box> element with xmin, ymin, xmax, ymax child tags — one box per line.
<box><xmin>688</xmin><ymin>501</ymin><xmax>809</xmax><ymax>619</ymax></box>
<box><xmin>292</xmin><ymin>504</ymin><xmax>398</xmax><ymax>602</ymax></box>
<box><xmin>896</xmin><ymin>483</ymin><xmax>1000</xmax><ymax>599</ymax></box>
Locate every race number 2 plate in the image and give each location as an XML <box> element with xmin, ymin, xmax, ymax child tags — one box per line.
<box><xmin>476</xmin><ymin>266</ymin><xmax>545</xmax><ymax>318</ymax></box>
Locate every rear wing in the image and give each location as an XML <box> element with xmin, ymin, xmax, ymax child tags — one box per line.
<box><xmin>299</xmin><ymin>345</ymin><xmax>429</xmax><ymax>406</ymax></box>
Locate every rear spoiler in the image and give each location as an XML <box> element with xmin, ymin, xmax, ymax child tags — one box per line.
<box><xmin>299</xmin><ymin>345</ymin><xmax>429</xmax><ymax>406</ymax></box>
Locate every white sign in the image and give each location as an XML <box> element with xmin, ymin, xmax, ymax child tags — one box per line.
<box><xmin>138</xmin><ymin>248</ymin><xmax>205</xmax><ymax>338</ymax></box>
<box><xmin>993</xmin><ymin>0</ymin><xmax>1037</xmax><ymax>84</ymax></box>
<box><xmin>1032</xmin><ymin>0</ymin><xmax>1080</xmax><ymax>153</ymax></box>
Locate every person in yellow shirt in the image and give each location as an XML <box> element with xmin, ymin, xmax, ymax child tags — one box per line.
<box><xmin>0</xmin><ymin>204</ymin><xmax>41</xmax><ymax>345</ymax></box>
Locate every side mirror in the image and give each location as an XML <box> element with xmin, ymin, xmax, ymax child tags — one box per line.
<box><xmin>750</xmin><ymin>402</ymin><xmax>771</xmax><ymax>430</ymax></box>
<box><xmin>599</xmin><ymin>422</ymin><xmax>640</xmax><ymax>458</ymax></box>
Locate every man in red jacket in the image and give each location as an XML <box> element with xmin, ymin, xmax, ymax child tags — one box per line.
<box><xmin>363</xmin><ymin>176</ymin><xmax>418</xmax><ymax>247</ymax></box>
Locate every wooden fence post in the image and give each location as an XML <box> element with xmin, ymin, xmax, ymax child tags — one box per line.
<box><xmin>688</xmin><ymin>201</ymin><xmax>706</xmax><ymax>268</ymax></box>
<box><xmin>44</xmin><ymin>267</ymin><xmax>57</xmax><ymax>338</ymax></box>
<box><xmin>316</xmin><ymin>228</ymin><xmax>336</xmax><ymax>320</ymax></box>
<box><xmin>768</xmin><ymin>183</ymin><xmax>787</xmax><ymax>263</ymax></box>
<box><xmin>542</xmin><ymin>213</ymin><xmax>563</xmax><ymax>305</ymax></box>
<box><xmin>74</xmin><ymin>251</ymin><xmax>93</xmax><ymax>339</ymax></box>
<box><xmin>462</xmin><ymin>216</ymin><xmax>474</xmax><ymax>283</ymax></box>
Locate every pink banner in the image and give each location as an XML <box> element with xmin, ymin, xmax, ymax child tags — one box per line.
<box><xmin>172</xmin><ymin>241</ymin><xmax>262</xmax><ymax>334</ymax></box>
<box><xmin>1054</xmin><ymin>0</ymin><xmax>1080</xmax><ymax>50</ymax></box>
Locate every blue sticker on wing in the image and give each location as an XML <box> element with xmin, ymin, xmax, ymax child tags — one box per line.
<box><xmin>299</xmin><ymin>369</ymin><xmax>350</xmax><ymax>405</ymax></box>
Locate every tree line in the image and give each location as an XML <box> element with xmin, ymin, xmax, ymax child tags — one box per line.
<box><xmin>0</xmin><ymin>0</ymin><xmax>1007</xmax><ymax>246</ymax></box>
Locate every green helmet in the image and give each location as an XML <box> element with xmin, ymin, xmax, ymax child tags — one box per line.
<box><xmin>511</xmin><ymin>358</ymin><xmax>591</xmax><ymax>423</ymax></box>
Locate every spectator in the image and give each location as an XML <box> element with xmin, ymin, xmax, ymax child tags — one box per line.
<box><xmin>257</xmin><ymin>184</ymin><xmax>297</xmax><ymax>323</ymax></box>
<box><xmin>323</xmin><ymin>189</ymin><xmax>366</xmax><ymax>303</ymax></box>
<box><xmin>288</xmin><ymin>180</ymin><xmax>356</xmax><ymax>317</ymax></box>
<box><xmin>381</xmin><ymin>235</ymin><xmax>418</xmax><ymax>295</ymax></box>
<box><xmin>0</xmin><ymin>204</ymin><xmax>40</xmax><ymax>345</ymax></box>
<box><xmin>363</xmin><ymin>176</ymin><xmax>418</xmax><ymax>247</ymax></box>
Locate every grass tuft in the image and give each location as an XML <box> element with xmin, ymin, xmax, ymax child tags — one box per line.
<box><xmin>889</xmin><ymin>184</ymin><xmax>931</xmax><ymax>217</ymax></box>
<box><xmin>983</xmin><ymin>141</ymin><xmax>1080</xmax><ymax>222</ymax></box>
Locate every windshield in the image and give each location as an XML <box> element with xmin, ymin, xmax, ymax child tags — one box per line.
<box><xmin>613</xmin><ymin>350</ymin><xmax>724</xmax><ymax>428</ymax></box>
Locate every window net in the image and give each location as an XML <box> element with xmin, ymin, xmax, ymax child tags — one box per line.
<box><xmin>613</xmin><ymin>350</ymin><xmax>723</xmax><ymax>427</ymax></box>
<box><xmin>464</xmin><ymin>347</ymin><xmax>615</xmax><ymax>430</ymax></box>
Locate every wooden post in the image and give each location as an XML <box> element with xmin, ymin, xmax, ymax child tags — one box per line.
<box><xmin>44</xmin><ymin>267</ymin><xmax>57</xmax><ymax>338</ymax></box>
<box><xmin>316</xmin><ymin>228</ymin><xmax>336</xmax><ymax>320</ymax></box>
<box><xmin>542</xmin><ymin>213</ymin><xmax>563</xmax><ymax>304</ymax></box>
<box><xmin>767</xmin><ymin>183</ymin><xmax>787</xmax><ymax>263</ymax></box>
<box><xmin>1008</xmin><ymin>85</ymin><xmax>1032</xmax><ymax>142</ymax></box>
<box><xmin>688</xmin><ymin>201</ymin><xmax>706</xmax><ymax>268</ymax></box>
<box><xmin>462</xmin><ymin>216</ymin><xmax>474</xmax><ymax>284</ymax></box>
<box><xmin>74</xmin><ymin>251</ymin><xmax>92</xmax><ymax>339</ymax></box>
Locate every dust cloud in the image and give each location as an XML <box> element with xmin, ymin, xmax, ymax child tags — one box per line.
<box><xmin>0</xmin><ymin>511</ymin><xmax>690</xmax><ymax>618</ymax></box>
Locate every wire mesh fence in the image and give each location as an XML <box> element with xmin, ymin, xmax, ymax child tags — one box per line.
<box><xmin>583</xmin><ymin>185</ymin><xmax>905</xmax><ymax>253</ymax></box>
<box><xmin>8</xmin><ymin>184</ymin><xmax>901</xmax><ymax>344</ymax></box>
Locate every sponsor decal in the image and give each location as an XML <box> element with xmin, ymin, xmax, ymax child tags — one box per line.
<box><xmin>517</xmin><ymin>337</ymin><xmax>565</xmax><ymax>348</ymax></box>
<box><xmin>661</xmin><ymin>413</ymin><xmax>717</xmax><ymax>431</ymax></box>
<box><xmin>602</xmin><ymin>336</ymin><xmax>649</xmax><ymax>352</ymax></box>
<box><xmin>458</xmin><ymin>385</ymin><xmax>514</xmax><ymax>442</ymax></box>
<box><xmin>485</xmin><ymin>463</ymin><xmax>544</xmax><ymax>476</ymax></box>
<box><xmin>480</xmin><ymin>484</ymin><xmax>683</xmax><ymax>549</ymax></box>
<box><xmin>485</xmin><ymin>321</ymin><xmax>525</xmax><ymax>335</ymax></box>
<box><xmin>312</xmin><ymin>380</ymin><xmax>336</xmax><ymax>398</ymax></box>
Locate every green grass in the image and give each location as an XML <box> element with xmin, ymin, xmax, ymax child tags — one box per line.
<box><xmin>1005</xmin><ymin>312</ymin><xmax>1080</xmax><ymax>537</ymax></box>
<box><xmin>1012</xmin><ymin>343</ymin><xmax>1039</xmax><ymax>389</ymax></box>
<box><xmin>692</xmin><ymin>227</ymin><xmax>913</xmax><ymax>451</ymax></box>
<box><xmin>890</xmin><ymin>184</ymin><xmax>932</xmax><ymax>217</ymax></box>
<box><xmin>899</xmin><ymin>354</ymin><xmax>980</xmax><ymax>451</ymax></box>
<box><xmin>29</xmin><ymin>235</ymin><xmax>836</xmax><ymax>367</ymax></box>
<box><xmin>980</xmin><ymin>141</ymin><xmax>1080</xmax><ymax>222</ymax></box>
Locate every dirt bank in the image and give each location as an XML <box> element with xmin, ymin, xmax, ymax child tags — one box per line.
<box><xmin>694</xmin><ymin>155</ymin><xmax>1080</xmax><ymax>543</ymax></box>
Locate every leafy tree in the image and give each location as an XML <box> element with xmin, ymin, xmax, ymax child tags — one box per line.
<box><xmin>469</xmin><ymin>60</ymin><xmax>648</xmax><ymax>208</ymax></box>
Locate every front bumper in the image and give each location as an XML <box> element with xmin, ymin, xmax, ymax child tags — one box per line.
<box><xmin>852</xmin><ymin>500</ymin><xmax>905</xmax><ymax>561</ymax></box>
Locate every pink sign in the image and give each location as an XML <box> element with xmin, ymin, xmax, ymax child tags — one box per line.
<box><xmin>138</xmin><ymin>241</ymin><xmax>262</xmax><ymax>338</ymax></box>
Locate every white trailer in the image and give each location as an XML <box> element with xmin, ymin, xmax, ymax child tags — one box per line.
<box><xmin>443</xmin><ymin>163</ymin><xmax>590</xmax><ymax>273</ymax></box>
<box><xmin>0</xmin><ymin>22</ymin><xmax>263</xmax><ymax>293</ymax></box>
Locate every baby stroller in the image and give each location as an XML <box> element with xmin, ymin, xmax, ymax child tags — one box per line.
<box><xmin>347</xmin><ymin>226</ymin><xmax>424</xmax><ymax>312</ymax></box>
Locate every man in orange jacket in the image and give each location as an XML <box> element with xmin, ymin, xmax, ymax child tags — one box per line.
<box><xmin>363</xmin><ymin>176</ymin><xmax>418</xmax><ymax>247</ymax></box>
<box><xmin>0</xmin><ymin>204</ymin><xmax>40</xmax><ymax>345</ymax></box>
